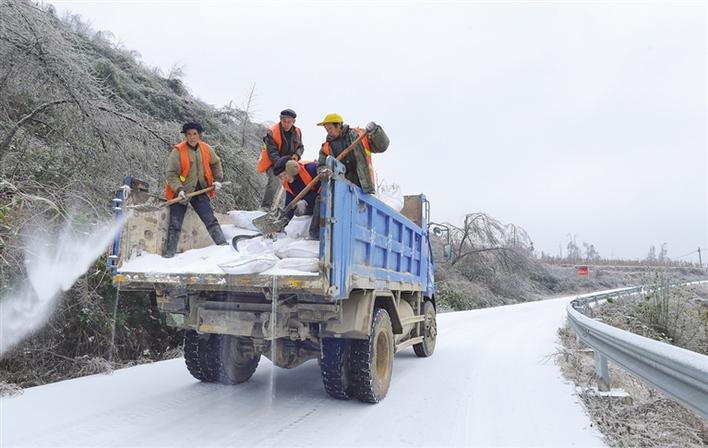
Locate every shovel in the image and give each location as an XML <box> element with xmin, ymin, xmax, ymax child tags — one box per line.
<box><xmin>128</xmin><ymin>181</ymin><xmax>231</xmax><ymax>212</ymax></box>
<box><xmin>252</xmin><ymin>130</ymin><xmax>369</xmax><ymax>234</ymax></box>
<box><xmin>231</xmin><ymin>185</ymin><xmax>285</xmax><ymax>251</ymax></box>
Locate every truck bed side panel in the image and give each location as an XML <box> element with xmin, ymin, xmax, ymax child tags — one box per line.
<box><xmin>327</xmin><ymin>171</ymin><xmax>431</xmax><ymax>300</ymax></box>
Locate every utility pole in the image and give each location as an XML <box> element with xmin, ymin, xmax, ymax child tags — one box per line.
<box><xmin>699</xmin><ymin>247</ymin><xmax>703</xmax><ymax>268</ymax></box>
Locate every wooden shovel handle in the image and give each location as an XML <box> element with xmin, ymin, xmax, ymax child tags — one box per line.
<box><xmin>283</xmin><ymin>130</ymin><xmax>369</xmax><ymax>212</ymax></box>
<box><xmin>164</xmin><ymin>181</ymin><xmax>232</xmax><ymax>207</ymax></box>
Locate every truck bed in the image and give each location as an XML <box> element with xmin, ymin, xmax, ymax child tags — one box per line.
<box><xmin>111</xmin><ymin>158</ymin><xmax>434</xmax><ymax>301</ymax></box>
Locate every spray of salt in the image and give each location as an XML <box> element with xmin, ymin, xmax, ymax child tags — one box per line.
<box><xmin>0</xmin><ymin>218</ymin><xmax>125</xmax><ymax>357</ymax></box>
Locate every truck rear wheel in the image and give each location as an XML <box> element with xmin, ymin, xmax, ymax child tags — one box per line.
<box><xmin>350</xmin><ymin>308</ymin><xmax>394</xmax><ymax>403</ymax></box>
<box><xmin>184</xmin><ymin>331</ymin><xmax>260</xmax><ymax>384</ymax></box>
<box><xmin>413</xmin><ymin>300</ymin><xmax>437</xmax><ymax>357</ymax></box>
<box><xmin>184</xmin><ymin>330</ymin><xmax>215</xmax><ymax>382</ymax></box>
<box><xmin>207</xmin><ymin>334</ymin><xmax>260</xmax><ymax>385</ymax></box>
<box><xmin>320</xmin><ymin>338</ymin><xmax>352</xmax><ymax>400</ymax></box>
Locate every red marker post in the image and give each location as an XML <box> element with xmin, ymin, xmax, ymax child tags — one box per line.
<box><xmin>576</xmin><ymin>265</ymin><xmax>589</xmax><ymax>277</ymax></box>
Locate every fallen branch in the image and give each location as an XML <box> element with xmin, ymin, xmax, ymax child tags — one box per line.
<box><xmin>97</xmin><ymin>106</ymin><xmax>172</xmax><ymax>146</ymax></box>
<box><xmin>0</xmin><ymin>100</ymin><xmax>69</xmax><ymax>158</ymax></box>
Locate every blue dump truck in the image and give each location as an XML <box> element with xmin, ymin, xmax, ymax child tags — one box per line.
<box><xmin>111</xmin><ymin>157</ymin><xmax>438</xmax><ymax>403</ymax></box>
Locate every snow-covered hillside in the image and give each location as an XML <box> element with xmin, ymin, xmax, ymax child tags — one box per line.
<box><xmin>1</xmin><ymin>296</ymin><xmax>603</xmax><ymax>447</ymax></box>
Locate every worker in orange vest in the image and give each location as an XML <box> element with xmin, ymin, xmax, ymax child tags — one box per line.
<box><xmin>309</xmin><ymin>113</ymin><xmax>389</xmax><ymax>239</ymax></box>
<box><xmin>257</xmin><ymin>109</ymin><xmax>304</xmax><ymax>210</ymax></box>
<box><xmin>164</xmin><ymin>122</ymin><xmax>227</xmax><ymax>258</ymax></box>
<box><xmin>272</xmin><ymin>156</ymin><xmax>320</xmax><ymax>219</ymax></box>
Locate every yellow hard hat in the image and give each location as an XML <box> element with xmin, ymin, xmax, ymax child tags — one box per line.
<box><xmin>317</xmin><ymin>113</ymin><xmax>344</xmax><ymax>126</ymax></box>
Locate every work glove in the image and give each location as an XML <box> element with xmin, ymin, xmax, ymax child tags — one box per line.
<box><xmin>365</xmin><ymin>121</ymin><xmax>378</xmax><ymax>133</ymax></box>
<box><xmin>318</xmin><ymin>168</ymin><xmax>333</xmax><ymax>181</ymax></box>
<box><xmin>213</xmin><ymin>181</ymin><xmax>223</xmax><ymax>191</ymax></box>
<box><xmin>177</xmin><ymin>190</ymin><xmax>188</xmax><ymax>203</ymax></box>
<box><xmin>294</xmin><ymin>200</ymin><xmax>308</xmax><ymax>217</ymax></box>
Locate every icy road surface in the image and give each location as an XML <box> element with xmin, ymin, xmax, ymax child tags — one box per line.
<box><xmin>1</xmin><ymin>296</ymin><xmax>604</xmax><ymax>447</ymax></box>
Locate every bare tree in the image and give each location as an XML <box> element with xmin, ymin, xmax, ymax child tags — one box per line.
<box><xmin>647</xmin><ymin>245</ymin><xmax>657</xmax><ymax>262</ymax></box>
<box><xmin>166</xmin><ymin>62</ymin><xmax>185</xmax><ymax>81</ymax></box>
<box><xmin>566</xmin><ymin>234</ymin><xmax>581</xmax><ymax>262</ymax></box>
<box><xmin>582</xmin><ymin>242</ymin><xmax>600</xmax><ymax>262</ymax></box>
<box><xmin>241</xmin><ymin>82</ymin><xmax>256</xmax><ymax>146</ymax></box>
<box><xmin>658</xmin><ymin>243</ymin><xmax>668</xmax><ymax>263</ymax></box>
<box><xmin>446</xmin><ymin>213</ymin><xmax>533</xmax><ymax>267</ymax></box>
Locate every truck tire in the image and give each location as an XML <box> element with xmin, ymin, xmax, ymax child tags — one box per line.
<box><xmin>206</xmin><ymin>334</ymin><xmax>260</xmax><ymax>385</ymax></box>
<box><xmin>320</xmin><ymin>338</ymin><xmax>352</xmax><ymax>400</ymax></box>
<box><xmin>184</xmin><ymin>330</ymin><xmax>216</xmax><ymax>382</ymax></box>
<box><xmin>349</xmin><ymin>308</ymin><xmax>394</xmax><ymax>403</ymax></box>
<box><xmin>413</xmin><ymin>300</ymin><xmax>437</xmax><ymax>357</ymax></box>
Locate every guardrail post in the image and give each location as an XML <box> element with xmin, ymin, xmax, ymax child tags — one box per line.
<box><xmin>594</xmin><ymin>351</ymin><xmax>610</xmax><ymax>391</ymax></box>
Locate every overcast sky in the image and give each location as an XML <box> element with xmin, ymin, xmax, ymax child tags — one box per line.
<box><xmin>48</xmin><ymin>0</ymin><xmax>707</xmax><ymax>261</ymax></box>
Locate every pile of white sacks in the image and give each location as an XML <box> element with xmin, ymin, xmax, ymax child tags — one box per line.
<box><xmin>219</xmin><ymin>211</ymin><xmax>320</xmax><ymax>275</ymax></box>
<box><xmin>218</xmin><ymin>184</ymin><xmax>404</xmax><ymax>276</ymax></box>
<box><xmin>117</xmin><ymin>212</ymin><xmax>318</xmax><ymax>276</ymax></box>
<box><xmin>119</xmin><ymin>184</ymin><xmax>404</xmax><ymax>277</ymax></box>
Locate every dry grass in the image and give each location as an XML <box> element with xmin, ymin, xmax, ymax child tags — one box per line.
<box><xmin>556</xmin><ymin>326</ymin><xmax>707</xmax><ymax>447</ymax></box>
<box><xmin>0</xmin><ymin>381</ymin><xmax>23</xmax><ymax>397</ymax></box>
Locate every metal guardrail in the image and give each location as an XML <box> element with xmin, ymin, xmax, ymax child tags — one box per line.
<box><xmin>567</xmin><ymin>285</ymin><xmax>708</xmax><ymax>419</ymax></box>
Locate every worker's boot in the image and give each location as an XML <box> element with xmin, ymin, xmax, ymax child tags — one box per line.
<box><xmin>164</xmin><ymin>229</ymin><xmax>180</xmax><ymax>258</ymax></box>
<box><xmin>164</xmin><ymin>202</ymin><xmax>187</xmax><ymax>258</ymax></box>
<box><xmin>208</xmin><ymin>224</ymin><xmax>228</xmax><ymax>246</ymax></box>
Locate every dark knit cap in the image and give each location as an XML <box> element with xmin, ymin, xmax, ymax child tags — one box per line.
<box><xmin>181</xmin><ymin>122</ymin><xmax>204</xmax><ymax>133</ymax></box>
<box><xmin>280</xmin><ymin>109</ymin><xmax>297</xmax><ymax>119</ymax></box>
<box><xmin>273</xmin><ymin>156</ymin><xmax>292</xmax><ymax>176</ymax></box>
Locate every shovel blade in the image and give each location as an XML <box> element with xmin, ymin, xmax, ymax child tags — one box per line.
<box><xmin>253</xmin><ymin>209</ymin><xmax>289</xmax><ymax>234</ymax></box>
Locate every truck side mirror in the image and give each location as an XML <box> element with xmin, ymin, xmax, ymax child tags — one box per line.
<box><xmin>443</xmin><ymin>244</ymin><xmax>452</xmax><ymax>260</ymax></box>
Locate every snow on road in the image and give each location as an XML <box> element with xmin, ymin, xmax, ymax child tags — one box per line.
<box><xmin>1</xmin><ymin>296</ymin><xmax>604</xmax><ymax>447</ymax></box>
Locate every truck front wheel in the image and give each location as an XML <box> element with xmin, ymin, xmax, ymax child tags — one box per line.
<box><xmin>350</xmin><ymin>308</ymin><xmax>394</xmax><ymax>403</ymax></box>
<box><xmin>413</xmin><ymin>300</ymin><xmax>437</xmax><ymax>357</ymax></box>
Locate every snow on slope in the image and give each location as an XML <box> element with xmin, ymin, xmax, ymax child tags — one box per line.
<box><xmin>1</xmin><ymin>296</ymin><xmax>604</xmax><ymax>447</ymax></box>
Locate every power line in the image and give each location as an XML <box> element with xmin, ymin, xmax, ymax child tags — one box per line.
<box><xmin>673</xmin><ymin>249</ymin><xmax>699</xmax><ymax>260</ymax></box>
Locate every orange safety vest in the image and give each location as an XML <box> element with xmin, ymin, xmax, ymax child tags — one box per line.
<box><xmin>164</xmin><ymin>141</ymin><xmax>215</xmax><ymax>200</ymax></box>
<box><xmin>282</xmin><ymin>161</ymin><xmax>316</xmax><ymax>195</ymax></box>
<box><xmin>257</xmin><ymin>124</ymin><xmax>302</xmax><ymax>173</ymax></box>
<box><xmin>322</xmin><ymin>128</ymin><xmax>375</xmax><ymax>186</ymax></box>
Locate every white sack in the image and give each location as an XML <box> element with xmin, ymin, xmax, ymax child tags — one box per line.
<box><xmin>274</xmin><ymin>257</ymin><xmax>319</xmax><ymax>273</ymax></box>
<box><xmin>234</xmin><ymin>235</ymin><xmax>275</xmax><ymax>256</ymax></box>
<box><xmin>218</xmin><ymin>254</ymin><xmax>279</xmax><ymax>275</ymax></box>
<box><xmin>284</xmin><ymin>215</ymin><xmax>313</xmax><ymax>239</ymax></box>
<box><xmin>227</xmin><ymin>210</ymin><xmax>266</xmax><ymax>231</ymax></box>
<box><xmin>376</xmin><ymin>183</ymin><xmax>404</xmax><ymax>212</ymax></box>
<box><xmin>274</xmin><ymin>239</ymin><xmax>320</xmax><ymax>259</ymax></box>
